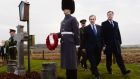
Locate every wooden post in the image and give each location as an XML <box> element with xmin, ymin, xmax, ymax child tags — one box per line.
<box><xmin>42</xmin><ymin>50</ymin><xmax>45</xmax><ymax>60</ymax></box>
<box><xmin>19</xmin><ymin>1</ymin><xmax>30</xmax><ymax>73</ymax></box>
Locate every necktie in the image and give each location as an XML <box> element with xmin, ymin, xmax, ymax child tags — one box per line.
<box><xmin>110</xmin><ymin>21</ymin><xmax>114</xmax><ymax>27</ymax></box>
<box><xmin>92</xmin><ymin>25</ymin><xmax>97</xmax><ymax>35</ymax></box>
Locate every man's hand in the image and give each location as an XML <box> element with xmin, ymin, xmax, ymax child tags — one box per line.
<box><xmin>76</xmin><ymin>45</ymin><xmax>80</xmax><ymax>49</ymax></box>
<box><xmin>82</xmin><ymin>49</ymin><xmax>86</xmax><ymax>52</ymax></box>
<box><xmin>102</xmin><ymin>46</ymin><xmax>106</xmax><ymax>55</ymax></box>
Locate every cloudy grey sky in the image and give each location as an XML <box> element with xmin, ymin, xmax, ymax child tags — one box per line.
<box><xmin>0</xmin><ymin>0</ymin><xmax>140</xmax><ymax>45</ymax></box>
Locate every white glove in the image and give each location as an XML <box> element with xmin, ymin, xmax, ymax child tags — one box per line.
<box><xmin>76</xmin><ymin>45</ymin><xmax>80</xmax><ymax>48</ymax></box>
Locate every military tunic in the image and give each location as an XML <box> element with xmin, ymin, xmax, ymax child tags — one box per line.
<box><xmin>9</xmin><ymin>36</ymin><xmax>17</xmax><ymax>60</ymax></box>
<box><xmin>58</xmin><ymin>14</ymin><xmax>80</xmax><ymax>69</ymax></box>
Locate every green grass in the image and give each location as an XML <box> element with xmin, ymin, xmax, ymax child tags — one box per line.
<box><xmin>0</xmin><ymin>58</ymin><xmax>140</xmax><ymax>79</ymax></box>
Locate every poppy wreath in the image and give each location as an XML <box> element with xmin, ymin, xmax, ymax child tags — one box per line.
<box><xmin>46</xmin><ymin>33</ymin><xmax>58</xmax><ymax>50</ymax></box>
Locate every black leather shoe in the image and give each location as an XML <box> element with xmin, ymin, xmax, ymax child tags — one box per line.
<box><xmin>108</xmin><ymin>71</ymin><xmax>112</xmax><ymax>74</ymax></box>
<box><xmin>57</xmin><ymin>77</ymin><xmax>65</xmax><ymax>79</ymax></box>
<box><xmin>123</xmin><ymin>70</ymin><xmax>131</xmax><ymax>75</ymax></box>
<box><xmin>95</xmin><ymin>76</ymin><xmax>102</xmax><ymax>79</ymax></box>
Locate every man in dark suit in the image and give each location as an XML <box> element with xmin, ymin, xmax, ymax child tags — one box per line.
<box><xmin>101</xmin><ymin>11</ymin><xmax>130</xmax><ymax>75</ymax></box>
<box><xmin>84</xmin><ymin>15</ymin><xmax>103</xmax><ymax>79</ymax></box>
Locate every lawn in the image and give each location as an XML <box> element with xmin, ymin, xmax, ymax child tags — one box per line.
<box><xmin>0</xmin><ymin>58</ymin><xmax>140</xmax><ymax>79</ymax></box>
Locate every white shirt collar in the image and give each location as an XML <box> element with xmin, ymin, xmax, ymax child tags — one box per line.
<box><xmin>108</xmin><ymin>20</ymin><xmax>113</xmax><ymax>23</ymax></box>
<box><xmin>90</xmin><ymin>24</ymin><xmax>95</xmax><ymax>26</ymax></box>
<box><xmin>90</xmin><ymin>24</ymin><xmax>97</xmax><ymax>32</ymax></box>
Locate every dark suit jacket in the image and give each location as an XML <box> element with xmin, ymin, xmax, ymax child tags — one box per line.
<box><xmin>101</xmin><ymin>20</ymin><xmax>122</xmax><ymax>45</ymax></box>
<box><xmin>83</xmin><ymin>24</ymin><xmax>103</xmax><ymax>50</ymax></box>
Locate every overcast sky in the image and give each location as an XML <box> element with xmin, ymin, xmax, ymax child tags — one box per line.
<box><xmin>0</xmin><ymin>0</ymin><xmax>140</xmax><ymax>45</ymax></box>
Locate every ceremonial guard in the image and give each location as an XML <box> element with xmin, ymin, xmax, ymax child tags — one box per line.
<box><xmin>57</xmin><ymin>0</ymin><xmax>80</xmax><ymax>79</ymax></box>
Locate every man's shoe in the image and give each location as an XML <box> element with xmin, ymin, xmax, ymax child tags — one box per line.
<box><xmin>95</xmin><ymin>76</ymin><xmax>102</xmax><ymax>79</ymax></box>
<box><xmin>123</xmin><ymin>70</ymin><xmax>131</xmax><ymax>75</ymax></box>
<box><xmin>57</xmin><ymin>77</ymin><xmax>65</xmax><ymax>79</ymax></box>
<box><xmin>108</xmin><ymin>71</ymin><xmax>112</xmax><ymax>74</ymax></box>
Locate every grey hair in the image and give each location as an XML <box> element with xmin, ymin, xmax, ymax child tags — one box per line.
<box><xmin>89</xmin><ymin>15</ymin><xmax>96</xmax><ymax>19</ymax></box>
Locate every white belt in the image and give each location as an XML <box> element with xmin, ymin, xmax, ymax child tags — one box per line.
<box><xmin>61</xmin><ymin>32</ymin><xmax>74</xmax><ymax>35</ymax></box>
<box><xmin>9</xmin><ymin>46</ymin><xmax>16</xmax><ymax>48</ymax></box>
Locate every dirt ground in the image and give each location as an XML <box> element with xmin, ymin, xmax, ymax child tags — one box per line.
<box><xmin>31</xmin><ymin>48</ymin><xmax>140</xmax><ymax>64</ymax></box>
<box><xmin>101</xmin><ymin>52</ymin><xmax>140</xmax><ymax>64</ymax></box>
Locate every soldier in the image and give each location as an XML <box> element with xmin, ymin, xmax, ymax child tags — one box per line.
<box><xmin>9</xmin><ymin>29</ymin><xmax>17</xmax><ymax>60</ymax></box>
<box><xmin>78</xmin><ymin>19</ymin><xmax>88</xmax><ymax>70</ymax></box>
<box><xmin>57</xmin><ymin>0</ymin><xmax>80</xmax><ymax>79</ymax></box>
<box><xmin>1</xmin><ymin>45</ymin><xmax>5</xmax><ymax>61</ymax></box>
<box><xmin>1</xmin><ymin>41</ymin><xmax>9</xmax><ymax>62</ymax></box>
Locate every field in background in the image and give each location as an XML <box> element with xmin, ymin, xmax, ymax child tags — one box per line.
<box><xmin>30</xmin><ymin>47</ymin><xmax>140</xmax><ymax>64</ymax></box>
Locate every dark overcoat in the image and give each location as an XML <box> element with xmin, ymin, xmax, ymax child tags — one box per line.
<box><xmin>101</xmin><ymin>20</ymin><xmax>122</xmax><ymax>46</ymax></box>
<box><xmin>79</xmin><ymin>27</ymin><xmax>85</xmax><ymax>49</ymax></box>
<box><xmin>101</xmin><ymin>20</ymin><xmax>126</xmax><ymax>72</ymax></box>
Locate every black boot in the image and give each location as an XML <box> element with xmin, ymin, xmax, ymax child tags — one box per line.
<box><xmin>72</xmin><ymin>69</ymin><xmax>77</xmax><ymax>79</ymax></box>
<box><xmin>66</xmin><ymin>69</ymin><xmax>77</xmax><ymax>79</ymax></box>
<box><xmin>95</xmin><ymin>75</ymin><xmax>102</xmax><ymax>79</ymax></box>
